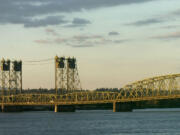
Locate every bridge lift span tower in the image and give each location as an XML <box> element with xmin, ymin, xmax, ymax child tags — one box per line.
<box><xmin>0</xmin><ymin>59</ymin><xmax>22</xmax><ymax>95</ymax></box>
<box><xmin>55</xmin><ymin>56</ymin><xmax>81</xmax><ymax>94</ymax></box>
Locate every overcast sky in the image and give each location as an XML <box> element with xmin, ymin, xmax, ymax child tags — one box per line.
<box><xmin>0</xmin><ymin>0</ymin><xmax>180</xmax><ymax>89</ymax></box>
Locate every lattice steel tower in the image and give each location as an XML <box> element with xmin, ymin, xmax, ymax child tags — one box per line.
<box><xmin>0</xmin><ymin>59</ymin><xmax>22</xmax><ymax>96</ymax></box>
<box><xmin>10</xmin><ymin>60</ymin><xmax>22</xmax><ymax>94</ymax></box>
<box><xmin>55</xmin><ymin>56</ymin><xmax>81</xmax><ymax>94</ymax></box>
<box><xmin>0</xmin><ymin>59</ymin><xmax>10</xmax><ymax>96</ymax></box>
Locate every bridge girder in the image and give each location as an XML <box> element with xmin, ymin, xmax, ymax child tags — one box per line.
<box><xmin>123</xmin><ymin>74</ymin><xmax>180</xmax><ymax>97</ymax></box>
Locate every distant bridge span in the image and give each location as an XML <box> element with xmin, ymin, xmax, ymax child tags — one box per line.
<box><xmin>1</xmin><ymin>74</ymin><xmax>180</xmax><ymax>112</ymax></box>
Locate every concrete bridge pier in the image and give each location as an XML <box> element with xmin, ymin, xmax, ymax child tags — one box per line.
<box><xmin>54</xmin><ymin>105</ymin><xmax>76</xmax><ymax>112</ymax></box>
<box><xmin>113</xmin><ymin>102</ymin><xmax>133</xmax><ymax>112</ymax></box>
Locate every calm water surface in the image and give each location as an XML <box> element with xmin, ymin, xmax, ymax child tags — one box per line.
<box><xmin>0</xmin><ymin>109</ymin><xmax>180</xmax><ymax>135</ymax></box>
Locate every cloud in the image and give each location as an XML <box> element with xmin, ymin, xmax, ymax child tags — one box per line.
<box><xmin>34</xmin><ymin>34</ymin><xmax>130</xmax><ymax>47</ymax></box>
<box><xmin>73</xmin><ymin>35</ymin><xmax>102</xmax><ymax>41</ymax></box>
<box><xmin>65</xmin><ymin>18</ymin><xmax>91</xmax><ymax>27</ymax></box>
<box><xmin>24</xmin><ymin>15</ymin><xmax>68</xmax><ymax>27</ymax></box>
<box><xmin>127</xmin><ymin>8</ymin><xmax>180</xmax><ymax>27</ymax></box>
<box><xmin>152</xmin><ymin>31</ymin><xmax>180</xmax><ymax>40</ymax></box>
<box><xmin>161</xmin><ymin>25</ymin><xmax>180</xmax><ymax>29</ymax></box>
<box><xmin>172</xmin><ymin>9</ymin><xmax>180</xmax><ymax>16</ymax></box>
<box><xmin>68</xmin><ymin>44</ymin><xmax>94</xmax><ymax>48</ymax></box>
<box><xmin>34</xmin><ymin>39</ymin><xmax>52</xmax><ymax>44</ymax></box>
<box><xmin>0</xmin><ymin>0</ymin><xmax>155</xmax><ymax>27</ymax></box>
<box><xmin>45</xmin><ymin>28</ymin><xmax>59</xmax><ymax>36</ymax></box>
<box><xmin>0</xmin><ymin>14</ymin><xmax>67</xmax><ymax>28</ymax></box>
<box><xmin>113</xmin><ymin>39</ymin><xmax>129</xmax><ymax>43</ymax></box>
<box><xmin>108</xmin><ymin>31</ymin><xmax>119</xmax><ymax>36</ymax></box>
<box><xmin>54</xmin><ymin>37</ymin><xmax>67</xmax><ymax>43</ymax></box>
<box><xmin>127</xmin><ymin>18</ymin><xmax>163</xmax><ymax>26</ymax></box>
<box><xmin>72</xmin><ymin>18</ymin><xmax>91</xmax><ymax>25</ymax></box>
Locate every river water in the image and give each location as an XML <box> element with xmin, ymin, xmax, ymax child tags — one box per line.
<box><xmin>0</xmin><ymin>109</ymin><xmax>180</xmax><ymax>135</ymax></box>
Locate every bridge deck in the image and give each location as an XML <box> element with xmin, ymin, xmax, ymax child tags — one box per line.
<box><xmin>1</xmin><ymin>93</ymin><xmax>180</xmax><ymax>106</ymax></box>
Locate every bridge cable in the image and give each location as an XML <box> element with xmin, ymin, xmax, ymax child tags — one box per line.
<box><xmin>23</xmin><ymin>58</ymin><xmax>54</xmax><ymax>63</ymax></box>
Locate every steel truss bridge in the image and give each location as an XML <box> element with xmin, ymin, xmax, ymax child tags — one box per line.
<box><xmin>1</xmin><ymin>73</ymin><xmax>180</xmax><ymax>112</ymax></box>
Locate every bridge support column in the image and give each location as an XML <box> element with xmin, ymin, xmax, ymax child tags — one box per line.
<box><xmin>54</xmin><ymin>105</ymin><xmax>75</xmax><ymax>112</ymax></box>
<box><xmin>1</xmin><ymin>105</ymin><xmax>4</xmax><ymax>112</ymax></box>
<box><xmin>113</xmin><ymin>102</ymin><xmax>116</xmax><ymax>112</ymax></box>
<box><xmin>54</xmin><ymin>105</ymin><xmax>59</xmax><ymax>112</ymax></box>
<box><xmin>113</xmin><ymin>102</ymin><xmax>133</xmax><ymax>112</ymax></box>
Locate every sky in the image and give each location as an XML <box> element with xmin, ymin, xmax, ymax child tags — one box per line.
<box><xmin>0</xmin><ymin>0</ymin><xmax>180</xmax><ymax>89</ymax></box>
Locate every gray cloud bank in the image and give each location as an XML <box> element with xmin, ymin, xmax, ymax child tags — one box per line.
<box><xmin>128</xmin><ymin>18</ymin><xmax>163</xmax><ymax>26</ymax></box>
<box><xmin>127</xmin><ymin>8</ymin><xmax>180</xmax><ymax>27</ymax></box>
<box><xmin>108</xmin><ymin>31</ymin><xmax>119</xmax><ymax>36</ymax></box>
<box><xmin>0</xmin><ymin>0</ymin><xmax>154</xmax><ymax>27</ymax></box>
<box><xmin>65</xmin><ymin>18</ymin><xmax>91</xmax><ymax>27</ymax></box>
